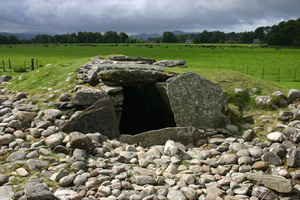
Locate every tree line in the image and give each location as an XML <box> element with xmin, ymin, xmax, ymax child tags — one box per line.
<box><xmin>0</xmin><ymin>18</ymin><xmax>299</xmax><ymax>46</ymax></box>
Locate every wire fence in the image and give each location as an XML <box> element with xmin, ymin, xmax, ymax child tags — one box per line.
<box><xmin>1</xmin><ymin>59</ymin><xmax>299</xmax><ymax>82</ymax></box>
<box><xmin>201</xmin><ymin>66</ymin><xmax>300</xmax><ymax>82</ymax></box>
<box><xmin>1</xmin><ymin>59</ymin><xmax>41</xmax><ymax>73</ymax></box>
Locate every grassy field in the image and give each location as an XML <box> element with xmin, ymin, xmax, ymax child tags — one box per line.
<box><xmin>1</xmin><ymin>43</ymin><xmax>299</xmax><ymax>93</ymax></box>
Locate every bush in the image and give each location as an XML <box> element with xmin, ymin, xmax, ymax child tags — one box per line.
<box><xmin>227</xmin><ymin>90</ymin><xmax>254</xmax><ymax>110</ymax></box>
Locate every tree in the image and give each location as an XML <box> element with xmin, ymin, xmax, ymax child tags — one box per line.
<box><xmin>162</xmin><ymin>32</ymin><xmax>177</xmax><ymax>43</ymax></box>
<box><xmin>0</xmin><ymin>35</ymin><xmax>9</xmax><ymax>44</ymax></box>
<box><xmin>103</xmin><ymin>31</ymin><xmax>119</xmax><ymax>43</ymax></box>
<box><xmin>8</xmin><ymin>35</ymin><xmax>20</xmax><ymax>44</ymax></box>
<box><xmin>119</xmin><ymin>32</ymin><xmax>129</xmax><ymax>43</ymax></box>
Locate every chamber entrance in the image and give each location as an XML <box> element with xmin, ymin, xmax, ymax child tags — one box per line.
<box><xmin>119</xmin><ymin>84</ymin><xmax>176</xmax><ymax>135</ymax></box>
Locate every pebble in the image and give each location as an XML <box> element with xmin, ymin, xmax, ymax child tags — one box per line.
<box><xmin>0</xmin><ymin>87</ymin><xmax>299</xmax><ymax>200</ymax></box>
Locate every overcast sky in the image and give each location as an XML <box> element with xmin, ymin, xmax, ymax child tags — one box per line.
<box><xmin>0</xmin><ymin>0</ymin><xmax>299</xmax><ymax>35</ymax></box>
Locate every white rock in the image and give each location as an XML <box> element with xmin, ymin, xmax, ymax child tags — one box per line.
<box><xmin>267</xmin><ymin>132</ymin><xmax>286</xmax><ymax>142</ymax></box>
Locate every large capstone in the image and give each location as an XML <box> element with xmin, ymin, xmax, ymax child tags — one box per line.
<box><xmin>166</xmin><ymin>72</ymin><xmax>229</xmax><ymax>129</ymax></box>
<box><xmin>99</xmin><ymin>69</ymin><xmax>175</xmax><ymax>85</ymax></box>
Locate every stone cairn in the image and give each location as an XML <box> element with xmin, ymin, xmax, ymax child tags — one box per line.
<box><xmin>0</xmin><ymin>56</ymin><xmax>299</xmax><ymax>200</ymax></box>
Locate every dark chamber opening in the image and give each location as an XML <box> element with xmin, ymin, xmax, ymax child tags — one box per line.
<box><xmin>119</xmin><ymin>85</ymin><xmax>176</xmax><ymax>135</ymax></box>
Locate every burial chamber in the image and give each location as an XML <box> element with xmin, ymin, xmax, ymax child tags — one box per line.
<box><xmin>119</xmin><ymin>84</ymin><xmax>176</xmax><ymax>135</ymax></box>
<box><xmin>62</xmin><ymin>60</ymin><xmax>230</xmax><ymax>141</ymax></box>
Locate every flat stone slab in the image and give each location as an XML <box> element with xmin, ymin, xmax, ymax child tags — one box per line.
<box><xmin>119</xmin><ymin>126</ymin><xmax>206</xmax><ymax>147</ymax></box>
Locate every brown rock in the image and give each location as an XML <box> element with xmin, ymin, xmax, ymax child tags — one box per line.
<box><xmin>252</xmin><ymin>161</ymin><xmax>269</xmax><ymax>170</ymax></box>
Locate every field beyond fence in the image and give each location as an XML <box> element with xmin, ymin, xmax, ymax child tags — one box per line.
<box><xmin>1</xmin><ymin>43</ymin><xmax>299</xmax><ymax>84</ymax></box>
<box><xmin>1</xmin><ymin>58</ymin><xmax>40</xmax><ymax>73</ymax></box>
<box><xmin>200</xmin><ymin>66</ymin><xmax>300</xmax><ymax>82</ymax></box>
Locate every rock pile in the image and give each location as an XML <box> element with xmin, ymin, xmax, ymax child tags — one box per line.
<box><xmin>0</xmin><ymin>57</ymin><xmax>300</xmax><ymax>199</ymax></box>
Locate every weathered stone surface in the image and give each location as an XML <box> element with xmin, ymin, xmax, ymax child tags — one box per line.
<box><xmin>283</xmin><ymin>127</ymin><xmax>300</xmax><ymax>144</ymax></box>
<box><xmin>109</xmin><ymin>55</ymin><xmax>156</xmax><ymax>64</ymax></box>
<box><xmin>261</xmin><ymin>152</ymin><xmax>282</xmax><ymax>166</ymax></box>
<box><xmin>153</xmin><ymin>60</ymin><xmax>186</xmax><ymax>67</ymax></box>
<box><xmin>15</xmin><ymin>103</ymin><xmax>38</xmax><ymax>112</ymax></box>
<box><xmin>251</xmin><ymin>186</ymin><xmax>278</xmax><ymax>200</ymax></box>
<box><xmin>71</xmin><ymin>86</ymin><xmax>107</xmax><ymax>106</ymax></box>
<box><xmin>77</xmin><ymin>62</ymin><xmax>164</xmax><ymax>85</ymax></box>
<box><xmin>246</xmin><ymin>173</ymin><xmax>293</xmax><ymax>193</ymax></box>
<box><xmin>0</xmin><ymin>134</ymin><xmax>15</xmax><ymax>145</ymax></box>
<box><xmin>0</xmin><ymin>175</ymin><xmax>9</xmax><ymax>186</ymax></box>
<box><xmin>267</xmin><ymin>132</ymin><xmax>286</xmax><ymax>142</ymax></box>
<box><xmin>15</xmin><ymin>111</ymin><xmax>37</xmax><ymax>121</ymax></box>
<box><xmin>287</xmin><ymin>89</ymin><xmax>300</xmax><ymax>103</ymax></box>
<box><xmin>286</xmin><ymin>148</ymin><xmax>300</xmax><ymax>167</ymax></box>
<box><xmin>255</xmin><ymin>96</ymin><xmax>273</xmax><ymax>106</ymax></box>
<box><xmin>0</xmin><ymin>75</ymin><xmax>12</xmax><ymax>83</ymax></box>
<box><xmin>43</xmin><ymin>109</ymin><xmax>62</xmax><ymax>119</ymax></box>
<box><xmin>69</xmin><ymin>132</ymin><xmax>94</xmax><ymax>151</ymax></box>
<box><xmin>62</xmin><ymin>99</ymin><xmax>120</xmax><ymax>139</ymax></box>
<box><xmin>54</xmin><ymin>189</ymin><xmax>81</xmax><ymax>200</ymax></box>
<box><xmin>6</xmin><ymin>151</ymin><xmax>26</xmax><ymax>162</ymax></box>
<box><xmin>0</xmin><ymin>185</ymin><xmax>14</xmax><ymax>200</ymax></box>
<box><xmin>167</xmin><ymin>190</ymin><xmax>187</xmax><ymax>200</ymax></box>
<box><xmin>25</xmin><ymin>159</ymin><xmax>49</xmax><ymax>171</ymax></box>
<box><xmin>99</xmin><ymin>69</ymin><xmax>175</xmax><ymax>85</ymax></box>
<box><xmin>24</xmin><ymin>181</ymin><xmax>57</xmax><ymax>200</ymax></box>
<box><xmin>166</xmin><ymin>72</ymin><xmax>229</xmax><ymax>129</ymax></box>
<box><xmin>119</xmin><ymin>126</ymin><xmax>206</xmax><ymax>147</ymax></box>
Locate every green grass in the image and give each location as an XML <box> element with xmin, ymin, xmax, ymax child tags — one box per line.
<box><xmin>1</xmin><ymin>43</ymin><xmax>300</xmax><ymax>95</ymax></box>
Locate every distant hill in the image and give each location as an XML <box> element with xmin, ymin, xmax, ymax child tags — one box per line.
<box><xmin>0</xmin><ymin>32</ymin><xmax>38</xmax><ymax>40</ymax></box>
<box><xmin>129</xmin><ymin>33</ymin><xmax>162</xmax><ymax>40</ymax></box>
<box><xmin>130</xmin><ymin>30</ymin><xmax>193</xmax><ymax>40</ymax></box>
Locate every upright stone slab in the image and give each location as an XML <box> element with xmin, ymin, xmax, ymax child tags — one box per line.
<box><xmin>166</xmin><ymin>72</ymin><xmax>229</xmax><ymax>129</ymax></box>
<box><xmin>62</xmin><ymin>98</ymin><xmax>120</xmax><ymax>139</ymax></box>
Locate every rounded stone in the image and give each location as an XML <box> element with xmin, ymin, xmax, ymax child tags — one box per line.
<box><xmin>45</xmin><ymin>137</ymin><xmax>61</xmax><ymax>149</ymax></box>
<box><xmin>252</xmin><ymin>161</ymin><xmax>269</xmax><ymax>170</ymax></box>
<box><xmin>238</xmin><ymin>156</ymin><xmax>253</xmax><ymax>165</ymax></box>
<box><xmin>29</xmin><ymin>128</ymin><xmax>41</xmax><ymax>138</ymax></box>
<box><xmin>0</xmin><ymin>174</ymin><xmax>9</xmax><ymax>186</ymax></box>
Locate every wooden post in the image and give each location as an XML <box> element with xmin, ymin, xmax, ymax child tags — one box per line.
<box><xmin>31</xmin><ymin>58</ymin><xmax>34</xmax><ymax>70</ymax></box>
<box><xmin>2</xmin><ymin>60</ymin><xmax>4</xmax><ymax>72</ymax></box>
<box><xmin>8</xmin><ymin>59</ymin><xmax>11</xmax><ymax>73</ymax></box>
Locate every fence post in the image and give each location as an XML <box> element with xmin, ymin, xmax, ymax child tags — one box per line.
<box><xmin>31</xmin><ymin>58</ymin><xmax>34</xmax><ymax>71</ymax></box>
<box><xmin>262</xmin><ymin>67</ymin><xmax>264</xmax><ymax>79</ymax></box>
<box><xmin>277</xmin><ymin>68</ymin><xmax>280</xmax><ymax>82</ymax></box>
<box><xmin>2</xmin><ymin>60</ymin><xmax>4</xmax><ymax>72</ymax></box>
<box><xmin>8</xmin><ymin>59</ymin><xmax>11</xmax><ymax>73</ymax></box>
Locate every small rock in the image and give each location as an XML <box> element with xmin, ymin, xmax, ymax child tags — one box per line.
<box><xmin>267</xmin><ymin>132</ymin><xmax>286</xmax><ymax>142</ymax></box>
<box><xmin>167</xmin><ymin>190</ymin><xmax>187</xmax><ymax>200</ymax></box>
<box><xmin>54</xmin><ymin>189</ymin><xmax>81</xmax><ymax>200</ymax></box>
<box><xmin>242</xmin><ymin>129</ymin><xmax>255</xmax><ymax>141</ymax></box>
<box><xmin>0</xmin><ymin>174</ymin><xmax>9</xmax><ymax>186</ymax></box>
<box><xmin>59</xmin><ymin>174</ymin><xmax>76</xmax><ymax>187</ymax></box>
<box><xmin>261</xmin><ymin>152</ymin><xmax>282</xmax><ymax>166</ymax></box>
<box><xmin>16</xmin><ymin>168</ymin><xmax>29</xmax><ymax>177</ymax></box>
<box><xmin>286</xmin><ymin>148</ymin><xmax>300</xmax><ymax>167</ymax></box>
<box><xmin>24</xmin><ymin>181</ymin><xmax>56</xmax><ymax>200</ymax></box>
<box><xmin>218</xmin><ymin>153</ymin><xmax>237</xmax><ymax>164</ymax></box>
<box><xmin>134</xmin><ymin>175</ymin><xmax>157</xmax><ymax>185</ymax></box>
<box><xmin>0</xmin><ymin>185</ymin><xmax>14</xmax><ymax>200</ymax></box>
<box><xmin>252</xmin><ymin>161</ymin><xmax>269</xmax><ymax>170</ymax></box>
